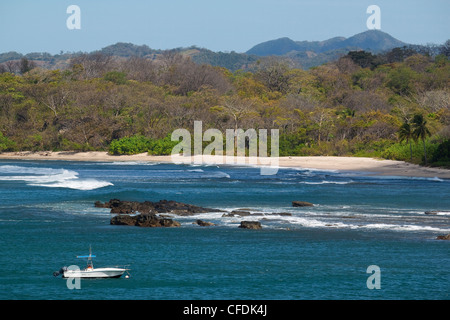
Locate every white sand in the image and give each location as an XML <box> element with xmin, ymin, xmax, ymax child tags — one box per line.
<box><xmin>1</xmin><ymin>151</ymin><xmax>449</xmax><ymax>179</ymax></box>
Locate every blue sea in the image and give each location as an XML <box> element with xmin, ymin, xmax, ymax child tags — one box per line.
<box><xmin>0</xmin><ymin>159</ymin><xmax>448</xmax><ymax>300</ymax></box>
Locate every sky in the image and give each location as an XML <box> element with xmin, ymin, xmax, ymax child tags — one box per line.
<box><xmin>0</xmin><ymin>0</ymin><xmax>449</xmax><ymax>54</ymax></box>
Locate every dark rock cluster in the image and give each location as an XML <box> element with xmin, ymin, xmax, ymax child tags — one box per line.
<box><xmin>96</xmin><ymin>199</ymin><xmax>223</xmax><ymax>228</ymax></box>
<box><xmin>95</xmin><ymin>199</ymin><xmax>223</xmax><ymax>216</ymax></box>
<box><xmin>96</xmin><ymin>199</ymin><xmax>315</xmax><ymax>230</ymax></box>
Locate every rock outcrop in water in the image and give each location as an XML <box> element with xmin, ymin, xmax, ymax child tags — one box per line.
<box><xmin>96</xmin><ymin>199</ymin><xmax>303</xmax><ymax>229</ymax></box>
<box><xmin>239</xmin><ymin>221</ymin><xmax>262</xmax><ymax>229</ymax></box>
<box><xmin>110</xmin><ymin>214</ymin><xmax>181</xmax><ymax>227</ymax></box>
<box><xmin>96</xmin><ymin>199</ymin><xmax>224</xmax><ymax>228</ymax></box>
<box><xmin>193</xmin><ymin>219</ymin><xmax>215</xmax><ymax>227</ymax></box>
<box><xmin>292</xmin><ymin>201</ymin><xmax>314</xmax><ymax>207</ymax></box>
<box><xmin>95</xmin><ymin>199</ymin><xmax>224</xmax><ymax>215</ymax></box>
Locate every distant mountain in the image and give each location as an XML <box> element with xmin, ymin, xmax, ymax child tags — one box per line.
<box><xmin>99</xmin><ymin>42</ymin><xmax>160</xmax><ymax>57</ymax></box>
<box><xmin>4</xmin><ymin>30</ymin><xmax>446</xmax><ymax>72</ymax></box>
<box><xmin>246</xmin><ymin>37</ymin><xmax>300</xmax><ymax>56</ymax></box>
<box><xmin>342</xmin><ymin>30</ymin><xmax>406</xmax><ymax>52</ymax></box>
<box><xmin>96</xmin><ymin>34</ymin><xmax>407</xmax><ymax>70</ymax></box>
<box><xmin>246</xmin><ymin>30</ymin><xmax>407</xmax><ymax>56</ymax></box>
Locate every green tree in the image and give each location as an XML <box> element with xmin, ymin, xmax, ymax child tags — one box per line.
<box><xmin>398</xmin><ymin>122</ymin><xmax>413</xmax><ymax>161</ymax></box>
<box><xmin>0</xmin><ymin>132</ymin><xmax>16</xmax><ymax>152</ymax></box>
<box><xmin>431</xmin><ymin>140</ymin><xmax>450</xmax><ymax>167</ymax></box>
<box><xmin>412</xmin><ymin>114</ymin><xmax>431</xmax><ymax>164</ymax></box>
<box><xmin>103</xmin><ymin>71</ymin><xmax>127</xmax><ymax>85</ymax></box>
<box><xmin>109</xmin><ymin>135</ymin><xmax>153</xmax><ymax>155</ymax></box>
<box><xmin>387</xmin><ymin>66</ymin><xmax>418</xmax><ymax>95</ymax></box>
<box><xmin>347</xmin><ymin>51</ymin><xmax>377</xmax><ymax>69</ymax></box>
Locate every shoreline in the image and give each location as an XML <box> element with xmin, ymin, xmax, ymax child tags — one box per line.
<box><xmin>1</xmin><ymin>151</ymin><xmax>450</xmax><ymax>179</ymax></box>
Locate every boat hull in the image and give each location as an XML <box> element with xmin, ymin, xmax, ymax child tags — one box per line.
<box><xmin>63</xmin><ymin>267</ymin><xmax>126</xmax><ymax>279</ymax></box>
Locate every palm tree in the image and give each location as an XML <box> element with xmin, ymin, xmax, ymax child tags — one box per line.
<box><xmin>412</xmin><ymin>114</ymin><xmax>431</xmax><ymax>165</ymax></box>
<box><xmin>398</xmin><ymin>122</ymin><xmax>413</xmax><ymax>162</ymax></box>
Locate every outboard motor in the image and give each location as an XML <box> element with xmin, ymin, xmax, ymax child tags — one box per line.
<box><xmin>53</xmin><ymin>266</ymin><xmax>68</xmax><ymax>277</ymax></box>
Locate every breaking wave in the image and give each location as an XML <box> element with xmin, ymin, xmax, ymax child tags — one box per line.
<box><xmin>0</xmin><ymin>165</ymin><xmax>113</xmax><ymax>191</ymax></box>
<box><xmin>301</xmin><ymin>180</ymin><xmax>354</xmax><ymax>185</ymax></box>
<box><xmin>173</xmin><ymin>205</ymin><xmax>450</xmax><ymax>234</ymax></box>
<box><xmin>104</xmin><ymin>161</ymin><xmax>160</xmax><ymax>166</ymax></box>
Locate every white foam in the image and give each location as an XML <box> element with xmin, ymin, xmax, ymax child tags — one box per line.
<box><xmin>200</xmin><ymin>171</ymin><xmax>230</xmax><ymax>178</ymax></box>
<box><xmin>0</xmin><ymin>165</ymin><xmax>65</xmax><ymax>175</ymax></box>
<box><xmin>187</xmin><ymin>169</ymin><xmax>204</xmax><ymax>173</ymax></box>
<box><xmin>0</xmin><ymin>165</ymin><xmax>113</xmax><ymax>190</ymax></box>
<box><xmin>370</xmin><ymin>175</ymin><xmax>446</xmax><ymax>182</ymax></box>
<box><xmin>106</xmin><ymin>161</ymin><xmax>160</xmax><ymax>166</ymax></box>
<box><xmin>29</xmin><ymin>179</ymin><xmax>113</xmax><ymax>191</ymax></box>
<box><xmin>281</xmin><ymin>214</ymin><xmax>450</xmax><ymax>233</ymax></box>
<box><xmin>281</xmin><ymin>216</ymin><xmax>346</xmax><ymax>228</ymax></box>
<box><xmin>352</xmin><ymin>223</ymin><xmax>450</xmax><ymax>233</ymax></box>
<box><xmin>191</xmin><ymin>206</ymin><xmax>450</xmax><ymax>233</ymax></box>
<box><xmin>180</xmin><ymin>212</ymin><xmax>226</xmax><ymax>220</ymax></box>
<box><xmin>432</xmin><ymin>211</ymin><xmax>450</xmax><ymax>216</ymax></box>
<box><xmin>301</xmin><ymin>180</ymin><xmax>353</xmax><ymax>185</ymax></box>
<box><xmin>165</xmin><ymin>207</ymin><xmax>450</xmax><ymax>233</ymax></box>
<box><xmin>290</xmin><ymin>167</ymin><xmax>339</xmax><ymax>173</ymax></box>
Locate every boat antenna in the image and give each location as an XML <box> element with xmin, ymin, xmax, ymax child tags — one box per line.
<box><xmin>76</xmin><ymin>245</ymin><xmax>96</xmax><ymax>259</ymax></box>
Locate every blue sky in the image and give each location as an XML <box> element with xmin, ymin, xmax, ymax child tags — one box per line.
<box><xmin>0</xmin><ymin>0</ymin><xmax>448</xmax><ymax>54</ymax></box>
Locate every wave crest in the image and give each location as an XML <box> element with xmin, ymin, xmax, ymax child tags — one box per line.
<box><xmin>0</xmin><ymin>165</ymin><xmax>113</xmax><ymax>191</ymax></box>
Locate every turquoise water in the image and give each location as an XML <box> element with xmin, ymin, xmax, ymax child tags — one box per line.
<box><xmin>0</xmin><ymin>160</ymin><xmax>448</xmax><ymax>300</ymax></box>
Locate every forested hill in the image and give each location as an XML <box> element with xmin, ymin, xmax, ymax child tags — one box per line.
<box><xmin>246</xmin><ymin>30</ymin><xmax>407</xmax><ymax>56</ymax></box>
<box><xmin>1</xmin><ymin>40</ymin><xmax>449</xmax><ymax>166</ymax></box>
<box><xmin>1</xmin><ymin>30</ymin><xmax>450</xmax><ymax>166</ymax></box>
<box><xmin>1</xmin><ymin>30</ymin><xmax>445</xmax><ymax>71</ymax></box>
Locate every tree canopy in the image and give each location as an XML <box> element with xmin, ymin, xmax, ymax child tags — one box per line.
<box><xmin>0</xmin><ymin>47</ymin><xmax>449</xmax><ymax>166</ymax></box>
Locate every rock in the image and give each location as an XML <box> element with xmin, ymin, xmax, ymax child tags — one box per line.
<box><xmin>110</xmin><ymin>214</ymin><xmax>181</xmax><ymax>228</ymax></box>
<box><xmin>223</xmin><ymin>211</ymin><xmax>291</xmax><ymax>217</ymax></box>
<box><xmin>152</xmin><ymin>199</ymin><xmax>222</xmax><ymax>216</ymax></box>
<box><xmin>222</xmin><ymin>213</ymin><xmax>234</xmax><ymax>217</ymax></box>
<box><xmin>96</xmin><ymin>199</ymin><xmax>224</xmax><ymax>216</ymax></box>
<box><xmin>238</xmin><ymin>221</ymin><xmax>262</xmax><ymax>230</ymax></box>
<box><xmin>231</xmin><ymin>210</ymin><xmax>252</xmax><ymax>216</ymax></box>
<box><xmin>110</xmin><ymin>214</ymin><xmax>136</xmax><ymax>226</ymax></box>
<box><xmin>436</xmin><ymin>234</ymin><xmax>450</xmax><ymax>240</ymax></box>
<box><xmin>222</xmin><ymin>211</ymin><xmax>250</xmax><ymax>217</ymax></box>
<box><xmin>96</xmin><ymin>198</ymin><xmax>142</xmax><ymax>214</ymax></box>
<box><xmin>269</xmin><ymin>212</ymin><xmax>292</xmax><ymax>216</ymax></box>
<box><xmin>193</xmin><ymin>220</ymin><xmax>215</xmax><ymax>227</ymax></box>
<box><xmin>292</xmin><ymin>201</ymin><xmax>314</xmax><ymax>207</ymax></box>
<box><xmin>94</xmin><ymin>200</ymin><xmax>109</xmax><ymax>208</ymax></box>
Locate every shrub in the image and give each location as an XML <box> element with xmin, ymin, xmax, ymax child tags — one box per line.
<box><xmin>148</xmin><ymin>135</ymin><xmax>178</xmax><ymax>155</ymax></box>
<box><xmin>103</xmin><ymin>71</ymin><xmax>127</xmax><ymax>85</ymax></box>
<box><xmin>109</xmin><ymin>134</ymin><xmax>178</xmax><ymax>155</ymax></box>
<box><xmin>431</xmin><ymin>140</ymin><xmax>450</xmax><ymax>167</ymax></box>
<box><xmin>279</xmin><ymin>132</ymin><xmax>308</xmax><ymax>156</ymax></box>
<box><xmin>0</xmin><ymin>132</ymin><xmax>16</xmax><ymax>152</ymax></box>
<box><xmin>109</xmin><ymin>135</ymin><xmax>153</xmax><ymax>155</ymax></box>
<box><xmin>381</xmin><ymin>139</ymin><xmax>439</xmax><ymax>164</ymax></box>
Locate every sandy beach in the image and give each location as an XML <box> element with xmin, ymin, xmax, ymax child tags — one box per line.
<box><xmin>1</xmin><ymin>151</ymin><xmax>450</xmax><ymax>179</ymax></box>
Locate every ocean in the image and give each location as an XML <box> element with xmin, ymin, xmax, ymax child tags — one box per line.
<box><xmin>0</xmin><ymin>159</ymin><xmax>448</xmax><ymax>300</ymax></box>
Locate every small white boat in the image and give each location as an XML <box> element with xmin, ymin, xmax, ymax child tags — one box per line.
<box><xmin>54</xmin><ymin>247</ymin><xmax>129</xmax><ymax>279</ymax></box>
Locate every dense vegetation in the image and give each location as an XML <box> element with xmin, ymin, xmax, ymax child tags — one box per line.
<box><xmin>0</xmin><ymin>45</ymin><xmax>449</xmax><ymax>167</ymax></box>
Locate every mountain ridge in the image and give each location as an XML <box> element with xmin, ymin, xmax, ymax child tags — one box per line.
<box><xmin>2</xmin><ymin>30</ymin><xmax>446</xmax><ymax>71</ymax></box>
<box><xmin>246</xmin><ymin>30</ymin><xmax>407</xmax><ymax>56</ymax></box>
